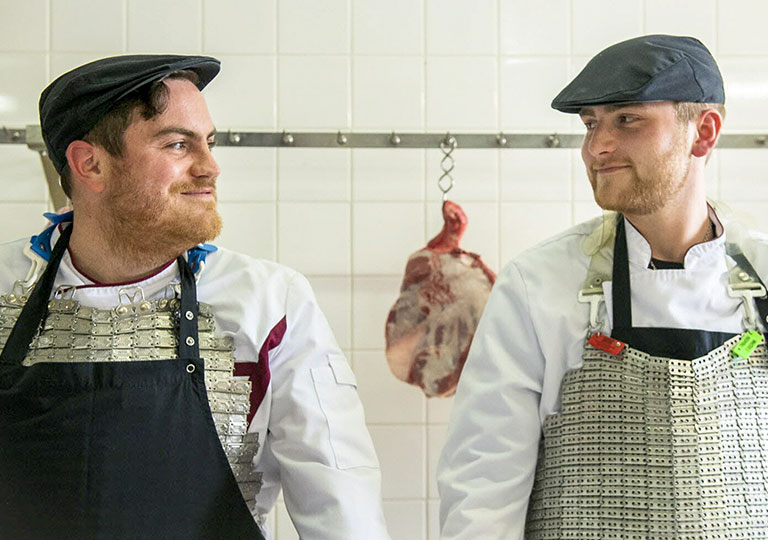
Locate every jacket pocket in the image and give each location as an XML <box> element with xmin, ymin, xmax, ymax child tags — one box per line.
<box><xmin>311</xmin><ymin>354</ymin><xmax>378</xmax><ymax>469</ymax></box>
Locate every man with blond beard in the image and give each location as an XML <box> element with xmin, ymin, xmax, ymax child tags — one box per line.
<box><xmin>0</xmin><ymin>55</ymin><xmax>390</xmax><ymax>540</ymax></box>
<box><xmin>439</xmin><ymin>35</ymin><xmax>768</xmax><ymax>539</ymax></box>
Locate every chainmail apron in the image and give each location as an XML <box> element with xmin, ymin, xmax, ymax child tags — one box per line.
<box><xmin>0</xmin><ymin>278</ymin><xmax>263</xmax><ymax>511</ymax></box>
<box><xmin>526</xmin><ymin>217</ymin><xmax>768</xmax><ymax>539</ymax></box>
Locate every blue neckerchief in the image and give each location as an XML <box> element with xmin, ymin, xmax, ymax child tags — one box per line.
<box><xmin>186</xmin><ymin>243</ymin><xmax>218</xmax><ymax>274</ymax></box>
<box><xmin>29</xmin><ymin>212</ymin><xmax>218</xmax><ymax>271</ymax></box>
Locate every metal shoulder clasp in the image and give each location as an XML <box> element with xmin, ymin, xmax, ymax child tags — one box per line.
<box><xmin>578</xmin><ymin>281</ymin><xmax>605</xmax><ymax>333</ymax></box>
<box><xmin>727</xmin><ymin>274</ymin><xmax>766</xmax><ymax>330</ymax></box>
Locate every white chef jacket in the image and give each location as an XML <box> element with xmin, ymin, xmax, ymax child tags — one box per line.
<box><xmin>437</xmin><ymin>209</ymin><xmax>768</xmax><ymax>540</ymax></box>
<box><xmin>0</xmin><ymin>225</ymin><xmax>391</xmax><ymax>540</ymax></box>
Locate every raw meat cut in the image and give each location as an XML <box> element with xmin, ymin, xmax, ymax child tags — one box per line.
<box><xmin>385</xmin><ymin>201</ymin><xmax>496</xmax><ymax>397</ymax></box>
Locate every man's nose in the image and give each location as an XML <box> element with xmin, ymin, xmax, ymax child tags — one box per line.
<box><xmin>192</xmin><ymin>145</ymin><xmax>220</xmax><ymax>178</ymax></box>
<box><xmin>585</xmin><ymin>123</ymin><xmax>616</xmax><ymax>157</ymax></box>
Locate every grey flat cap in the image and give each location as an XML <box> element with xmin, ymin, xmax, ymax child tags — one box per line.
<box><xmin>552</xmin><ymin>34</ymin><xmax>724</xmax><ymax>113</ymax></box>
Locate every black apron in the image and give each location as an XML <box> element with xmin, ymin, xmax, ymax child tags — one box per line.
<box><xmin>611</xmin><ymin>217</ymin><xmax>739</xmax><ymax>358</ymax></box>
<box><xmin>0</xmin><ymin>224</ymin><xmax>265</xmax><ymax>540</ymax></box>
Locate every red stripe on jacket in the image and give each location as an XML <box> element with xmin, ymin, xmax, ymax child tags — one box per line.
<box><xmin>234</xmin><ymin>316</ymin><xmax>287</xmax><ymax>424</ymax></box>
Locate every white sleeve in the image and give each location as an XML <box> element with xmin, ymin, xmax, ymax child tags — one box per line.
<box><xmin>262</xmin><ymin>272</ymin><xmax>391</xmax><ymax>540</ymax></box>
<box><xmin>437</xmin><ymin>261</ymin><xmax>545</xmax><ymax>540</ymax></box>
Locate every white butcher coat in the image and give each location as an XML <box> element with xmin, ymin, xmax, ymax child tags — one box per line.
<box><xmin>0</xmin><ymin>223</ymin><xmax>391</xmax><ymax>540</ymax></box>
<box><xmin>437</xmin><ymin>208</ymin><xmax>768</xmax><ymax>540</ymax></box>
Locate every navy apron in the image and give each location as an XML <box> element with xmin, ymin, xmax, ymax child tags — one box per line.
<box><xmin>610</xmin><ymin>217</ymin><xmax>739</xmax><ymax>357</ymax></box>
<box><xmin>0</xmin><ymin>223</ymin><xmax>265</xmax><ymax>540</ymax></box>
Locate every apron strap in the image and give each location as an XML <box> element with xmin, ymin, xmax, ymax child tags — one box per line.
<box><xmin>177</xmin><ymin>255</ymin><xmax>200</xmax><ymax>359</ymax></box>
<box><xmin>0</xmin><ymin>222</ymin><xmax>202</xmax><ymax>364</ymax></box>
<box><xmin>0</xmin><ymin>223</ymin><xmax>73</xmax><ymax>365</ymax></box>
<box><xmin>611</xmin><ymin>216</ymin><xmax>632</xmax><ymax>331</ymax></box>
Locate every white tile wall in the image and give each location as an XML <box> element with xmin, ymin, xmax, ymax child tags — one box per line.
<box><xmin>127</xmin><ymin>0</ymin><xmax>202</xmax><ymax>53</ymax></box>
<box><xmin>204</xmin><ymin>55</ymin><xmax>276</xmax><ymax>129</ymax></box>
<box><xmin>719</xmin><ymin>149</ymin><xmax>768</xmax><ymax>200</ymax></box>
<box><xmin>426</xmin><ymin>56</ymin><xmax>498</xmax><ymax>130</ymax></box>
<box><xmin>718</xmin><ymin>58</ymin><xmax>768</xmax><ymax>131</ymax></box>
<box><xmin>500</xmin><ymin>0</ymin><xmax>570</xmax><ymax>55</ymax></box>
<box><xmin>644</xmin><ymin>0</ymin><xmax>716</xmax><ymax>47</ymax></box>
<box><xmin>352</xmin><ymin>202</ymin><xmax>425</xmax><ymax>274</ymax></box>
<box><xmin>308</xmin><ymin>276</ymin><xmax>352</xmax><ymax>350</ymax></box>
<box><xmin>355</xmin><ymin>350</ymin><xmax>427</xmax><ymax>423</ymax></box>
<box><xmin>370</xmin><ymin>425</ymin><xmax>426</xmax><ymax>498</ymax></box>
<box><xmin>427</xmin><ymin>424</ymin><xmax>449</xmax><ymax>499</ymax></box>
<box><xmin>352</xmin><ymin>149</ymin><xmax>426</xmax><ymax>201</ymax></box>
<box><xmin>500</xmin><ymin>57</ymin><xmax>571</xmax><ymax>131</ymax></box>
<box><xmin>278</xmin><ymin>0</ymin><xmax>349</xmax><ymax>54</ymax></box>
<box><xmin>383</xmin><ymin>500</ymin><xmax>427</xmax><ymax>540</ymax></box>
<box><xmin>352</xmin><ymin>276</ymin><xmax>403</xmax><ymax>350</ymax></box>
<box><xmin>0</xmin><ymin>146</ymin><xmax>50</xmax><ymax>202</ymax></box>
<box><xmin>426</xmin><ymin>0</ymin><xmax>497</xmax><ymax>55</ymax></box>
<box><xmin>572</xmin><ymin>0</ymin><xmax>644</xmax><ymax>55</ymax></box>
<box><xmin>216</xmin><ymin>202</ymin><xmax>276</xmax><ymax>260</ymax></box>
<box><xmin>0</xmin><ymin>54</ymin><xmax>47</xmax><ymax>124</ymax></box>
<box><xmin>500</xmin><ymin>202</ymin><xmax>572</xmax><ymax>262</ymax></box>
<box><xmin>214</xmin><ymin>147</ymin><xmax>277</xmax><ymax>202</ymax></box>
<box><xmin>51</xmin><ymin>0</ymin><xmax>125</xmax><ymax>52</ymax></box>
<box><xmin>0</xmin><ymin>0</ymin><xmax>47</xmax><ymax>52</ymax></box>
<box><xmin>718</xmin><ymin>0</ymin><xmax>768</xmax><ymax>55</ymax></box>
<box><xmin>277</xmin><ymin>202</ymin><xmax>350</xmax><ymax>274</ymax></box>
<box><xmin>352</xmin><ymin>0</ymin><xmax>424</xmax><ymax>55</ymax></box>
<box><xmin>5</xmin><ymin>4</ymin><xmax>768</xmax><ymax>539</ymax></box>
<box><xmin>278</xmin><ymin>55</ymin><xmax>350</xmax><ymax>129</ymax></box>
<box><xmin>500</xmin><ymin>149</ymin><xmax>571</xmax><ymax>201</ymax></box>
<box><xmin>278</xmin><ymin>148</ymin><xmax>350</xmax><ymax>201</ymax></box>
<box><xmin>203</xmin><ymin>0</ymin><xmax>276</xmax><ymax>54</ymax></box>
<box><xmin>352</xmin><ymin>56</ymin><xmax>425</xmax><ymax>130</ymax></box>
<box><xmin>427</xmin><ymin>395</ymin><xmax>454</xmax><ymax>424</ymax></box>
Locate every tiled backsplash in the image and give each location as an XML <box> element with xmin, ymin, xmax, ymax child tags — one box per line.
<box><xmin>1</xmin><ymin>1</ymin><xmax>768</xmax><ymax>539</ymax></box>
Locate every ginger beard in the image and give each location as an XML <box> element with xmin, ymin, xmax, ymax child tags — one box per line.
<box><xmin>586</xmin><ymin>123</ymin><xmax>692</xmax><ymax>216</ymax></box>
<box><xmin>103</xmin><ymin>160</ymin><xmax>222</xmax><ymax>266</ymax></box>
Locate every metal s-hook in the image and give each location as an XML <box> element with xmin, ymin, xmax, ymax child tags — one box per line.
<box><xmin>438</xmin><ymin>133</ymin><xmax>457</xmax><ymax>201</ymax></box>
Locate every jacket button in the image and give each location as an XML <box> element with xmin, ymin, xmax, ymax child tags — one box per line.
<box><xmin>185</xmin><ymin>336</ymin><xmax>195</xmax><ymax>346</ymax></box>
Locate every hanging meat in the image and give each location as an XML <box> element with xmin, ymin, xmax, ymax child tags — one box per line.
<box><xmin>385</xmin><ymin>200</ymin><xmax>496</xmax><ymax>397</ymax></box>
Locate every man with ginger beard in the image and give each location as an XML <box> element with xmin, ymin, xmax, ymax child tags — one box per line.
<box><xmin>0</xmin><ymin>56</ymin><xmax>390</xmax><ymax>540</ymax></box>
<box><xmin>439</xmin><ymin>35</ymin><xmax>768</xmax><ymax>539</ymax></box>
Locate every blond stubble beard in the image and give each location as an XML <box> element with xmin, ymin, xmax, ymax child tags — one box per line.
<box><xmin>589</xmin><ymin>128</ymin><xmax>692</xmax><ymax>216</ymax></box>
<box><xmin>103</xmin><ymin>167</ymin><xmax>222</xmax><ymax>268</ymax></box>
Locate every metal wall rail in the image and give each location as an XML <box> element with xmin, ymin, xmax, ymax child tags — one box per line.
<box><xmin>4</xmin><ymin>126</ymin><xmax>768</xmax><ymax>149</ymax></box>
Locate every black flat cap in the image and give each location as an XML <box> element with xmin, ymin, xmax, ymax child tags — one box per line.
<box><xmin>552</xmin><ymin>35</ymin><xmax>724</xmax><ymax>113</ymax></box>
<box><xmin>39</xmin><ymin>54</ymin><xmax>220</xmax><ymax>174</ymax></box>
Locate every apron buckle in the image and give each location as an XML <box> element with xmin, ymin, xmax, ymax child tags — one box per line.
<box><xmin>578</xmin><ymin>288</ymin><xmax>604</xmax><ymax>332</ymax></box>
<box><xmin>727</xmin><ymin>282</ymin><xmax>766</xmax><ymax>330</ymax></box>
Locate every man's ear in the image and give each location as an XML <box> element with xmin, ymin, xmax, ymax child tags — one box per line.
<box><xmin>691</xmin><ymin>109</ymin><xmax>723</xmax><ymax>159</ymax></box>
<box><xmin>65</xmin><ymin>140</ymin><xmax>107</xmax><ymax>193</ymax></box>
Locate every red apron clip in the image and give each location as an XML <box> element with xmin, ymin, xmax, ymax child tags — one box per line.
<box><xmin>588</xmin><ymin>332</ymin><xmax>626</xmax><ymax>355</ymax></box>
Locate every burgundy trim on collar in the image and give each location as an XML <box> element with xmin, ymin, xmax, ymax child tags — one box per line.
<box><xmin>67</xmin><ymin>246</ymin><xmax>176</xmax><ymax>288</ymax></box>
<box><xmin>235</xmin><ymin>316</ymin><xmax>287</xmax><ymax>425</ymax></box>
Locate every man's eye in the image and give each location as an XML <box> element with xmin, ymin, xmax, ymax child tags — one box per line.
<box><xmin>619</xmin><ymin>115</ymin><xmax>637</xmax><ymax>124</ymax></box>
<box><xmin>583</xmin><ymin>121</ymin><xmax>596</xmax><ymax>130</ymax></box>
<box><xmin>168</xmin><ymin>141</ymin><xmax>186</xmax><ymax>150</ymax></box>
